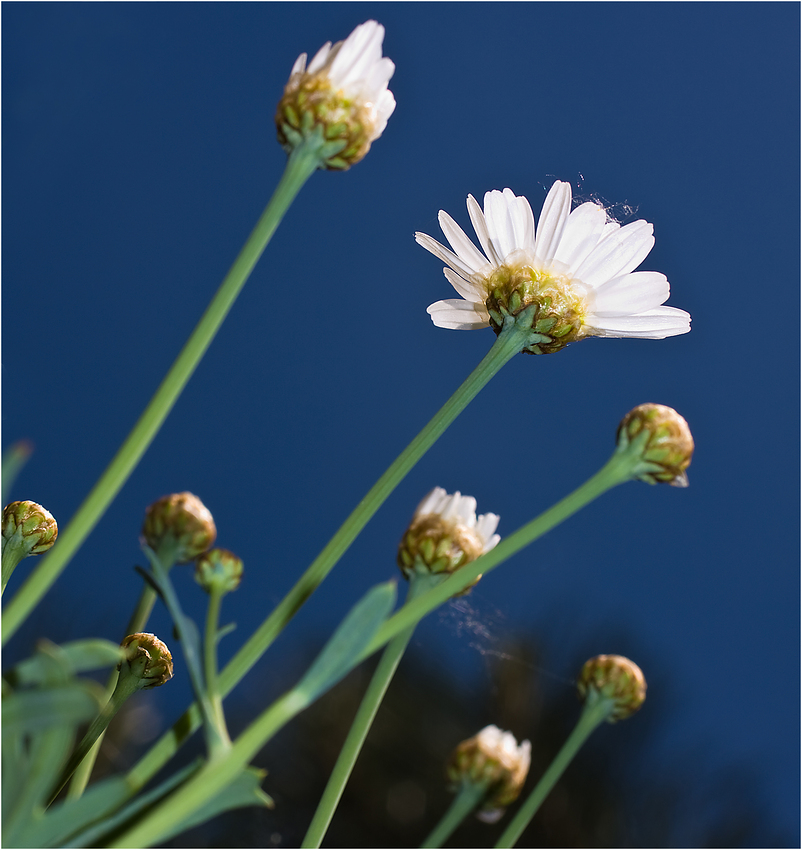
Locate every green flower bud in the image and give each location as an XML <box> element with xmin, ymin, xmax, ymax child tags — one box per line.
<box><xmin>119</xmin><ymin>633</ymin><xmax>173</xmax><ymax>690</ymax></box>
<box><xmin>616</xmin><ymin>403</ymin><xmax>694</xmax><ymax>487</ymax></box>
<box><xmin>397</xmin><ymin>488</ymin><xmax>500</xmax><ymax>592</ymax></box>
<box><xmin>577</xmin><ymin>654</ymin><xmax>646</xmax><ymax>723</ymax></box>
<box><xmin>141</xmin><ymin>492</ymin><xmax>216</xmax><ymax>563</ymax></box>
<box><xmin>195</xmin><ymin>547</ymin><xmax>244</xmax><ymax>595</ymax></box>
<box><xmin>3</xmin><ymin>500</ymin><xmax>58</xmax><ymax>556</ymax></box>
<box><xmin>447</xmin><ymin>724</ymin><xmax>531</xmax><ymax>823</ymax></box>
<box><xmin>276</xmin><ymin>21</ymin><xmax>395</xmax><ymax>170</ymax></box>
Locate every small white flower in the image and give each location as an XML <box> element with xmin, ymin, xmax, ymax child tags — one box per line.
<box><xmin>397</xmin><ymin>487</ymin><xmax>500</xmax><ymax>582</ymax></box>
<box><xmin>276</xmin><ymin>21</ymin><xmax>396</xmax><ymax>168</ymax></box>
<box><xmin>416</xmin><ymin>181</ymin><xmax>691</xmax><ymax>354</ymax></box>
<box><xmin>448</xmin><ymin>724</ymin><xmax>531</xmax><ymax>823</ymax></box>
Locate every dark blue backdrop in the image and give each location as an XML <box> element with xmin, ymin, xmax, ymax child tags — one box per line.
<box><xmin>3</xmin><ymin>2</ymin><xmax>799</xmax><ymax>845</ymax></box>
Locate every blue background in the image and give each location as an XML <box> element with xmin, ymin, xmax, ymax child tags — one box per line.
<box><xmin>3</xmin><ymin>2</ymin><xmax>799</xmax><ymax>845</ymax></box>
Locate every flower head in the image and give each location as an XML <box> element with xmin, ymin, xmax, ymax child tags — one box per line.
<box><xmin>616</xmin><ymin>403</ymin><xmax>694</xmax><ymax>487</ymax></box>
<box><xmin>195</xmin><ymin>547</ymin><xmax>244</xmax><ymax>595</ymax></box>
<box><xmin>416</xmin><ymin>181</ymin><xmax>691</xmax><ymax>354</ymax></box>
<box><xmin>447</xmin><ymin>724</ymin><xmax>531</xmax><ymax>822</ymax></box>
<box><xmin>397</xmin><ymin>487</ymin><xmax>500</xmax><ymax>590</ymax></box>
<box><xmin>577</xmin><ymin>654</ymin><xmax>646</xmax><ymax>722</ymax></box>
<box><xmin>276</xmin><ymin>20</ymin><xmax>396</xmax><ymax>170</ymax></box>
<box><xmin>141</xmin><ymin>492</ymin><xmax>216</xmax><ymax>564</ymax></box>
<box><xmin>2</xmin><ymin>500</ymin><xmax>58</xmax><ymax>557</ymax></box>
<box><xmin>119</xmin><ymin>633</ymin><xmax>174</xmax><ymax>690</ymax></box>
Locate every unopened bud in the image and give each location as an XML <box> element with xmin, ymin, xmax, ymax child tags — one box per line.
<box><xmin>397</xmin><ymin>488</ymin><xmax>500</xmax><ymax>591</ymax></box>
<box><xmin>577</xmin><ymin>654</ymin><xmax>646</xmax><ymax>722</ymax></box>
<box><xmin>447</xmin><ymin>725</ymin><xmax>531</xmax><ymax>822</ymax></box>
<box><xmin>195</xmin><ymin>547</ymin><xmax>244</xmax><ymax>594</ymax></box>
<box><xmin>3</xmin><ymin>500</ymin><xmax>58</xmax><ymax>556</ymax></box>
<box><xmin>142</xmin><ymin>492</ymin><xmax>216</xmax><ymax>563</ymax></box>
<box><xmin>616</xmin><ymin>403</ymin><xmax>694</xmax><ymax>487</ymax></box>
<box><xmin>119</xmin><ymin>633</ymin><xmax>173</xmax><ymax>690</ymax></box>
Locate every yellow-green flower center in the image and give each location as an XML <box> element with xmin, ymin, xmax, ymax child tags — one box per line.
<box><xmin>481</xmin><ymin>263</ymin><xmax>591</xmax><ymax>355</ymax></box>
<box><xmin>275</xmin><ymin>72</ymin><xmax>375</xmax><ymax>170</ymax></box>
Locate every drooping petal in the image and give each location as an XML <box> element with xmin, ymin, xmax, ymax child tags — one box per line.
<box><xmin>438</xmin><ymin>210</ymin><xmax>490</xmax><ymax>273</ymax></box>
<box><xmin>592</xmin><ymin>272</ymin><xmax>670</xmax><ymax>317</ymax></box>
<box><xmin>589</xmin><ymin>305</ymin><xmax>691</xmax><ymax>338</ymax></box>
<box><xmin>414</xmin><ymin>232</ymin><xmax>477</xmax><ymax>280</ymax></box>
<box><xmin>443</xmin><ymin>268</ymin><xmax>486</xmax><ymax>303</ymax></box>
<box><xmin>426</xmin><ymin>299</ymin><xmax>490</xmax><ymax>329</ymax></box>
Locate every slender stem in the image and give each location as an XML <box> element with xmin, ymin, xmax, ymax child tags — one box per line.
<box><xmin>302</xmin><ymin>577</ymin><xmax>433</xmax><ymax>848</ymax></box>
<box><xmin>49</xmin><ymin>665</ymin><xmax>142</xmax><ymax>804</ymax></box>
<box><xmin>126</xmin><ymin>322</ymin><xmax>529</xmax><ymax>792</ymax></box>
<box><xmin>67</xmin><ymin>540</ymin><xmax>179</xmax><ymax>799</ymax></box>
<box><xmin>1</xmin><ymin>140</ymin><xmax>324</xmax><ymax>644</ymax></box>
<box><xmin>204</xmin><ymin>587</ymin><xmax>230</xmax><ymax>741</ymax></box>
<box><xmin>494</xmin><ymin>696</ymin><xmax>613</xmax><ymax>848</ymax></box>
<box><xmin>1</xmin><ymin>543</ymin><xmax>24</xmax><ymax>594</ymax></box>
<box><xmin>421</xmin><ymin>780</ymin><xmax>490</xmax><ymax>848</ymax></box>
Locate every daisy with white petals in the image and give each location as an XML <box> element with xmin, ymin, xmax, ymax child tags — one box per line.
<box><xmin>276</xmin><ymin>20</ymin><xmax>396</xmax><ymax>169</ymax></box>
<box><xmin>416</xmin><ymin>181</ymin><xmax>691</xmax><ymax>354</ymax></box>
<box><xmin>397</xmin><ymin>487</ymin><xmax>500</xmax><ymax>584</ymax></box>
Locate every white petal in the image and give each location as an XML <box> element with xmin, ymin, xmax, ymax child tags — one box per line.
<box><xmin>444</xmin><ymin>268</ymin><xmax>485</xmax><ymax>303</ymax></box>
<box><xmin>438</xmin><ymin>210</ymin><xmax>489</xmax><ymax>273</ymax></box>
<box><xmin>426</xmin><ymin>299</ymin><xmax>490</xmax><ymax>330</ymax></box>
<box><xmin>414</xmin><ymin>232</ymin><xmax>476</xmax><ymax>280</ymax></box>
<box><xmin>416</xmin><ymin>487</ymin><xmax>447</xmax><ymax>517</ymax></box>
<box><xmin>505</xmin><ymin>189</ymin><xmax>536</xmax><ymax>254</ymax></box>
<box><xmin>574</xmin><ymin>220</ymin><xmax>655</xmax><ymax>288</ymax></box>
<box><xmin>534</xmin><ymin>181</ymin><xmax>572</xmax><ymax>263</ymax></box>
<box><xmin>467</xmin><ymin>194</ymin><xmax>503</xmax><ymax>266</ymax></box>
<box><xmin>589</xmin><ymin>306</ymin><xmax>691</xmax><ymax>338</ymax></box>
<box><xmin>483</xmin><ymin>190</ymin><xmax>520</xmax><ymax>261</ymax></box>
<box><xmin>290</xmin><ymin>53</ymin><xmax>308</xmax><ymax>77</ymax></box>
<box><xmin>307</xmin><ymin>42</ymin><xmax>333</xmax><ymax>74</ymax></box>
<box><xmin>552</xmin><ymin>202</ymin><xmax>609</xmax><ymax>272</ymax></box>
<box><xmin>592</xmin><ymin>272</ymin><xmax>670</xmax><ymax>317</ymax></box>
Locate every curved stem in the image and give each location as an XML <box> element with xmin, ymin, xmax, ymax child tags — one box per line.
<box><xmin>494</xmin><ymin>696</ymin><xmax>613</xmax><ymax>848</ymax></box>
<box><xmin>2</xmin><ymin>140</ymin><xmax>323</xmax><ymax>644</ymax></box>
<box><xmin>421</xmin><ymin>780</ymin><xmax>489</xmax><ymax>848</ymax></box>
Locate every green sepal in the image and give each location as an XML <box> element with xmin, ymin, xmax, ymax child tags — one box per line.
<box><xmin>294</xmin><ymin>580</ymin><xmax>397</xmax><ymax>705</ymax></box>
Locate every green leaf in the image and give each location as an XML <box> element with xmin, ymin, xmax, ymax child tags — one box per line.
<box><xmin>2</xmin><ymin>681</ymin><xmax>104</xmax><ymax>740</ymax></box>
<box><xmin>9</xmin><ymin>639</ymin><xmax>125</xmax><ymax>687</ymax></box>
<box><xmin>295</xmin><ymin>580</ymin><xmax>397</xmax><ymax>705</ymax></box>
<box><xmin>162</xmin><ymin>766</ymin><xmax>273</xmax><ymax>843</ymax></box>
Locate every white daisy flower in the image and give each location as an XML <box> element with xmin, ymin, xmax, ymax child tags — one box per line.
<box><xmin>448</xmin><ymin>724</ymin><xmax>531</xmax><ymax>823</ymax></box>
<box><xmin>416</xmin><ymin>181</ymin><xmax>691</xmax><ymax>354</ymax></box>
<box><xmin>276</xmin><ymin>21</ymin><xmax>396</xmax><ymax>169</ymax></box>
<box><xmin>397</xmin><ymin>487</ymin><xmax>500</xmax><ymax>583</ymax></box>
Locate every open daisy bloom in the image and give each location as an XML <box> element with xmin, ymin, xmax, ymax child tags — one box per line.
<box><xmin>416</xmin><ymin>182</ymin><xmax>691</xmax><ymax>354</ymax></box>
<box><xmin>276</xmin><ymin>20</ymin><xmax>396</xmax><ymax>170</ymax></box>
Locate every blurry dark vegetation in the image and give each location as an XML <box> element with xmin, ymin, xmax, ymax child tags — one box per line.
<box><xmin>82</xmin><ymin>630</ymin><xmax>787</xmax><ymax>849</ymax></box>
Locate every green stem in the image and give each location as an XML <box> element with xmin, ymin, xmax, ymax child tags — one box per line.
<box><xmin>1</xmin><ymin>139</ymin><xmax>324</xmax><ymax>645</ymax></box>
<box><xmin>494</xmin><ymin>695</ymin><xmax>613</xmax><ymax>848</ymax></box>
<box><xmin>67</xmin><ymin>540</ymin><xmax>180</xmax><ymax>800</ymax></box>
<box><xmin>49</xmin><ymin>662</ymin><xmax>142</xmax><ymax>804</ymax></box>
<box><xmin>302</xmin><ymin>577</ymin><xmax>434</xmax><ymax>848</ymax></box>
<box><xmin>421</xmin><ymin>780</ymin><xmax>490</xmax><ymax>848</ymax></box>
<box><xmin>204</xmin><ymin>587</ymin><xmax>230</xmax><ymax>742</ymax></box>
<box><xmin>1</xmin><ymin>541</ymin><xmax>24</xmax><ymax>595</ymax></box>
<box><xmin>125</xmin><ymin>320</ymin><xmax>530</xmax><ymax>791</ymax></box>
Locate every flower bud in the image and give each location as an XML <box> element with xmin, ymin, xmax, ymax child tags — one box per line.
<box><xmin>119</xmin><ymin>633</ymin><xmax>173</xmax><ymax>690</ymax></box>
<box><xmin>276</xmin><ymin>20</ymin><xmax>396</xmax><ymax>170</ymax></box>
<box><xmin>577</xmin><ymin>654</ymin><xmax>646</xmax><ymax>722</ymax></box>
<box><xmin>195</xmin><ymin>547</ymin><xmax>244</xmax><ymax>595</ymax></box>
<box><xmin>447</xmin><ymin>725</ymin><xmax>531</xmax><ymax>823</ymax></box>
<box><xmin>141</xmin><ymin>492</ymin><xmax>216</xmax><ymax>563</ymax></box>
<box><xmin>397</xmin><ymin>488</ymin><xmax>500</xmax><ymax>591</ymax></box>
<box><xmin>2</xmin><ymin>500</ymin><xmax>58</xmax><ymax>556</ymax></box>
<box><xmin>616</xmin><ymin>403</ymin><xmax>694</xmax><ymax>487</ymax></box>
